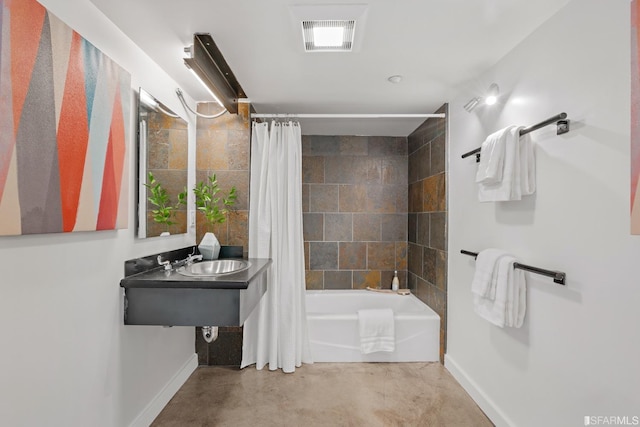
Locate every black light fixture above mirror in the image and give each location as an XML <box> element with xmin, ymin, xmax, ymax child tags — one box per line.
<box><xmin>184</xmin><ymin>33</ymin><xmax>246</xmax><ymax>114</ymax></box>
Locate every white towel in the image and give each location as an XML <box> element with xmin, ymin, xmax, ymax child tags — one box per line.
<box><xmin>478</xmin><ymin>126</ymin><xmax>535</xmax><ymax>202</ymax></box>
<box><xmin>473</xmin><ymin>255</ymin><xmax>527</xmax><ymax>328</ymax></box>
<box><xmin>475</xmin><ymin>127</ymin><xmax>512</xmax><ymax>184</ymax></box>
<box><xmin>357</xmin><ymin>309</ymin><xmax>395</xmax><ymax>354</ymax></box>
<box><xmin>519</xmin><ymin>132</ymin><xmax>536</xmax><ymax>196</ymax></box>
<box><xmin>471</xmin><ymin>248</ymin><xmax>508</xmax><ymax>299</ymax></box>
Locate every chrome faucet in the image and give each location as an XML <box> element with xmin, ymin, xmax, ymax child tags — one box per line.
<box><xmin>186</xmin><ymin>253</ymin><xmax>203</xmax><ymax>265</ymax></box>
<box><xmin>157</xmin><ymin>255</ymin><xmax>172</xmax><ymax>271</ymax></box>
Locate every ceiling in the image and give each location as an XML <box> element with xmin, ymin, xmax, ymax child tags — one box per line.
<box><xmin>88</xmin><ymin>0</ymin><xmax>571</xmax><ymax>136</ymax></box>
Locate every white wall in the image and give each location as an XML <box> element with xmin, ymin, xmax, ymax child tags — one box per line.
<box><xmin>446</xmin><ymin>0</ymin><xmax>640</xmax><ymax>426</ymax></box>
<box><xmin>0</xmin><ymin>0</ymin><xmax>198</xmax><ymax>425</ymax></box>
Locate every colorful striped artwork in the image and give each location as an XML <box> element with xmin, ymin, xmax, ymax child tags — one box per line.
<box><xmin>633</xmin><ymin>0</ymin><xmax>640</xmax><ymax>234</ymax></box>
<box><xmin>0</xmin><ymin>0</ymin><xmax>130</xmax><ymax>235</ymax></box>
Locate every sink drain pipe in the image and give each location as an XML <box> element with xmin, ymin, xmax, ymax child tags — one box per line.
<box><xmin>202</xmin><ymin>326</ymin><xmax>219</xmax><ymax>343</ymax></box>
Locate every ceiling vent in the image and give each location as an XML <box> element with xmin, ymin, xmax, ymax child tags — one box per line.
<box><xmin>291</xmin><ymin>4</ymin><xmax>368</xmax><ymax>53</ymax></box>
<box><xmin>302</xmin><ymin>20</ymin><xmax>356</xmax><ymax>52</ymax></box>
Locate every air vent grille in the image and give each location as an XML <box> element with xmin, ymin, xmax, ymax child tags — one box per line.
<box><xmin>302</xmin><ymin>20</ymin><xmax>356</xmax><ymax>52</ymax></box>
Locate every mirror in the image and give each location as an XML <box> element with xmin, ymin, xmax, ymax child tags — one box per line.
<box><xmin>137</xmin><ymin>88</ymin><xmax>188</xmax><ymax>238</ymax></box>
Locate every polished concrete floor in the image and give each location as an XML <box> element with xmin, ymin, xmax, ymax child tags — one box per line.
<box><xmin>152</xmin><ymin>363</ymin><xmax>493</xmax><ymax>427</ymax></box>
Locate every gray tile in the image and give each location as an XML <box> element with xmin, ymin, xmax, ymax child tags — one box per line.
<box><xmin>430</xmin><ymin>212</ymin><xmax>447</xmax><ymax>251</ymax></box>
<box><xmin>325</xmin><ymin>156</ymin><xmax>356</xmax><ymax>184</ymax></box>
<box><xmin>408</xmin><ymin>272</ymin><xmax>418</xmax><ymax>294</ymax></box>
<box><xmin>302</xmin><ymin>184</ymin><xmax>309</xmax><ymax>213</ymax></box>
<box><xmin>302</xmin><ymin>156</ymin><xmax>325</xmax><ymax>183</ymax></box>
<box><xmin>381</xmin><ymin>214</ymin><xmax>407</xmax><ymax>241</ymax></box>
<box><xmin>416</xmin><ymin>276</ymin><xmax>430</xmax><ymax>305</ymax></box>
<box><xmin>423</xmin><ymin>247</ymin><xmax>437</xmax><ymax>284</ymax></box>
<box><xmin>395</xmin><ymin>185</ymin><xmax>408</xmax><ymax>213</ymax></box>
<box><xmin>415</xmin><ymin>143</ymin><xmax>431</xmax><ymax>182</ymax></box>
<box><xmin>367</xmin><ymin>242</ymin><xmax>396</xmax><ymax>270</ymax></box>
<box><xmin>408</xmin><ymin>243</ymin><xmax>423</xmax><ymax>277</ymax></box>
<box><xmin>309</xmin><ymin>184</ymin><xmax>339</xmax><ymax>212</ymax></box>
<box><xmin>325</xmin><ymin>213</ymin><xmax>352</xmax><ymax>241</ymax></box>
<box><xmin>305</xmin><ymin>270</ymin><xmax>324</xmax><ymax>290</ymax></box>
<box><xmin>435</xmin><ymin>249</ymin><xmax>448</xmax><ymax>291</ymax></box>
<box><xmin>353</xmin><ymin>213</ymin><xmax>381</xmax><ymax>241</ymax></box>
<box><xmin>339</xmin><ymin>136</ymin><xmax>369</xmax><ymax>155</ymax></box>
<box><xmin>382</xmin><ymin>157</ymin><xmax>408</xmax><ymax>185</ymax></box>
<box><xmin>409</xmin><ymin>181</ymin><xmax>423</xmax><ymax>213</ymax></box>
<box><xmin>368</xmin><ymin>136</ymin><xmax>408</xmax><ymax>156</ymax></box>
<box><xmin>430</xmin><ymin>133</ymin><xmax>446</xmax><ymax>176</ymax></box>
<box><xmin>417</xmin><ymin>213</ymin><xmax>430</xmax><ymax>246</ymax></box>
<box><xmin>366</xmin><ymin>185</ymin><xmax>396</xmax><ymax>213</ymax></box>
<box><xmin>408</xmin><ymin>213</ymin><xmax>418</xmax><ymax>244</ymax></box>
<box><xmin>309</xmin><ymin>242</ymin><xmax>338</xmax><ymax>270</ymax></box>
<box><xmin>339</xmin><ymin>242</ymin><xmax>367</xmax><ymax>269</ymax></box>
<box><xmin>339</xmin><ymin>185</ymin><xmax>367</xmax><ymax>213</ymax></box>
<box><xmin>306</xmin><ymin>135</ymin><xmax>340</xmax><ymax>156</ymax></box>
<box><xmin>303</xmin><ymin>213</ymin><xmax>324</xmax><ymax>241</ymax></box>
<box><xmin>324</xmin><ymin>271</ymin><xmax>353</xmax><ymax>289</ymax></box>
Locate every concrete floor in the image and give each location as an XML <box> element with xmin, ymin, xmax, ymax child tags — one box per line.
<box><xmin>152</xmin><ymin>363</ymin><xmax>493</xmax><ymax>426</ymax></box>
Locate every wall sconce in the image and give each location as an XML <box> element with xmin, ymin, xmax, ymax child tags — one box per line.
<box><xmin>183</xmin><ymin>33</ymin><xmax>246</xmax><ymax>114</ymax></box>
<box><xmin>463</xmin><ymin>83</ymin><xmax>500</xmax><ymax>112</ymax></box>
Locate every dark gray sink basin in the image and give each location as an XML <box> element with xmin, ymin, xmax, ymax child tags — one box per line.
<box><xmin>177</xmin><ymin>259</ymin><xmax>251</xmax><ymax>277</ymax></box>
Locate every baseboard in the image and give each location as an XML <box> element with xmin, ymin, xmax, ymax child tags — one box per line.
<box><xmin>129</xmin><ymin>353</ymin><xmax>198</xmax><ymax>427</ymax></box>
<box><xmin>444</xmin><ymin>354</ymin><xmax>514</xmax><ymax>427</ymax></box>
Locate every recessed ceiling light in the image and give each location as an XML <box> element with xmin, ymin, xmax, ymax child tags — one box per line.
<box><xmin>387</xmin><ymin>75</ymin><xmax>403</xmax><ymax>84</ymax></box>
<box><xmin>302</xmin><ymin>20</ymin><xmax>355</xmax><ymax>52</ymax></box>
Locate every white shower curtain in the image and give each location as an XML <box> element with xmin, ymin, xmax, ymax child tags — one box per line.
<box><xmin>240</xmin><ymin>120</ymin><xmax>312</xmax><ymax>373</ymax></box>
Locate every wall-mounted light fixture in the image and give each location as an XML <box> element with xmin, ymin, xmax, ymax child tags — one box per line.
<box><xmin>183</xmin><ymin>33</ymin><xmax>246</xmax><ymax>114</ymax></box>
<box><xmin>463</xmin><ymin>83</ymin><xmax>500</xmax><ymax>112</ymax></box>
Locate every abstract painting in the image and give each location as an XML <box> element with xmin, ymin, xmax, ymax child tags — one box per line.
<box><xmin>0</xmin><ymin>0</ymin><xmax>130</xmax><ymax>235</ymax></box>
<box><xmin>632</xmin><ymin>0</ymin><xmax>640</xmax><ymax>234</ymax></box>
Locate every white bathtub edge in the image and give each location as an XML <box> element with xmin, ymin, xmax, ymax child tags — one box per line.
<box><xmin>444</xmin><ymin>354</ymin><xmax>514</xmax><ymax>427</ymax></box>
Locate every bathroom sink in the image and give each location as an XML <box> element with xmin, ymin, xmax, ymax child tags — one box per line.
<box><xmin>177</xmin><ymin>259</ymin><xmax>251</xmax><ymax>277</ymax></box>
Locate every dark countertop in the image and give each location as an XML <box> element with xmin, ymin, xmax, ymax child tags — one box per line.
<box><xmin>120</xmin><ymin>258</ymin><xmax>272</xmax><ymax>289</ymax></box>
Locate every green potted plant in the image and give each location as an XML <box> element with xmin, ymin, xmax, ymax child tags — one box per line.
<box><xmin>144</xmin><ymin>171</ymin><xmax>186</xmax><ymax>236</ymax></box>
<box><xmin>193</xmin><ymin>174</ymin><xmax>237</xmax><ymax>259</ymax></box>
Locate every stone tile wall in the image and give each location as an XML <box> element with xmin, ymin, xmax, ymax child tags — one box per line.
<box><xmin>407</xmin><ymin>104</ymin><xmax>448</xmax><ymax>363</ymax></box>
<box><xmin>195</xmin><ymin>102</ymin><xmax>250</xmax><ymax>253</ymax></box>
<box><xmin>146</xmin><ymin>110</ymin><xmax>188</xmax><ymax>237</ymax></box>
<box><xmin>195</xmin><ymin>102</ymin><xmax>250</xmax><ymax>366</ymax></box>
<box><xmin>303</xmin><ymin>136</ymin><xmax>409</xmax><ymax>290</ymax></box>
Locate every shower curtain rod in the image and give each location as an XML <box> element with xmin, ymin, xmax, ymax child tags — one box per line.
<box><xmin>250</xmin><ymin>113</ymin><xmax>446</xmax><ymax>119</ymax></box>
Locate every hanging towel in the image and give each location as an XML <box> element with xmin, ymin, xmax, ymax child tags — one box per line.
<box><xmin>505</xmin><ymin>265</ymin><xmax>527</xmax><ymax>328</ymax></box>
<box><xmin>357</xmin><ymin>309</ymin><xmax>395</xmax><ymax>354</ymax></box>
<box><xmin>473</xmin><ymin>255</ymin><xmax>527</xmax><ymax>328</ymax></box>
<box><xmin>475</xmin><ymin>127</ymin><xmax>512</xmax><ymax>184</ymax></box>
<box><xmin>471</xmin><ymin>248</ymin><xmax>508</xmax><ymax>299</ymax></box>
<box><xmin>519</xmin><ymin>131</ymin><xmax>536</xmax><ymax>196</ymax></box>
<box><xmin>478</xmin><ymin>126</ymin><xmax>535</xmax><ymax>202</ymax></box>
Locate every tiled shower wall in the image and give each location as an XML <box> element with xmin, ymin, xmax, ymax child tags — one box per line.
<box><xmin>194</xmin><ymin>102</ymin><xmax>250</xmax><ymax>366</ymax></box>
<box><xmin>407</xmin><ymin>104</ymin><xmax>448</xmax><ymax>362</ymax></box>
<box><xmin>302</xmin><ymin>136</ymin><xmax>408</xmax><ymax>290</ymax></box>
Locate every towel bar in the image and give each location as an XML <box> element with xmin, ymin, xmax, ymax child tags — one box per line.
<box><xmin>460</xmin><ymin>249</ymin><xmax>566</xmax><ymax>285</ymax></box>
<box><xmin>461</xmin><ymin>112</ymin><xmax>569</xmax><ymax>162</ymax></box>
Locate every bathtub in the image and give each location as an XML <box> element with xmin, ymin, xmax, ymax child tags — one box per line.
<box><xmin>305</xmin><ymin>290</ymin><xmax>440</xmax><ymax>362</ymax></box>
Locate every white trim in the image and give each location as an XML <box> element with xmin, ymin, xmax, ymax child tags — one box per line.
<box><xmin>444</xmin><ymin>354</ymin><xmax>514</xmax><ymax>427</ymax></box>
<box><xmin>251</xmin><ymin>113</ymin><xmax>445</xmax><ymax>119</ymax></box>
<box><xmin>129</xmin><ymin>353</ymin><xmax>198</xmax><ymax>427</ymax></box>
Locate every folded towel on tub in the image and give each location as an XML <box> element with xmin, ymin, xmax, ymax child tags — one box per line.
<box><xmin>357</xmin><ymin>308</ymin><xmax>395</xmax><ymax>354</ymax></box>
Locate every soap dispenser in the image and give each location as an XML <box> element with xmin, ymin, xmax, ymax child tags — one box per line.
<box><xmin>392</xmin><ymin>270</ymin><xmax>399</xmax><ymax>291</ymax></box>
